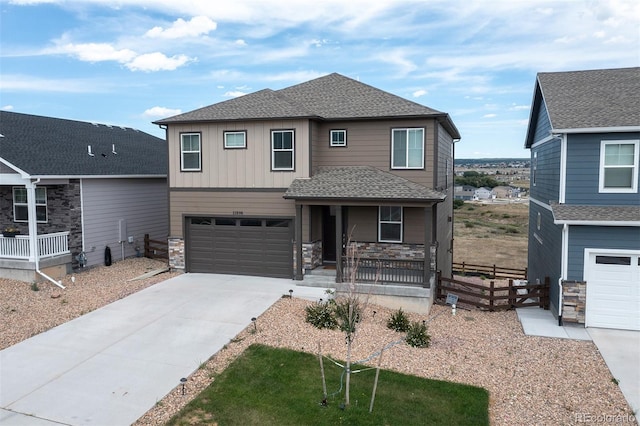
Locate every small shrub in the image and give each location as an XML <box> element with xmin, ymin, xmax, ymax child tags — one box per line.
<box><xmin>464</xmin><ymin>221</ymin><xmax>475</xmax><ymax>228</ymax></box>
<box><xmin>305</xmin><ymin>300</ymin><xmax>337</xmax><ymax>330</ymax></box>
<box><xmin>406</xmin><ymin>321</ymin><xmax>431</xmax><ymax>348</ymax></box>
<box><xmin>387</xmin><ymin>308</ymin><xmax>410</xmax><ymax>332</ymax></box>
<box><xmin>505</xmin><ymin>227</ymin><xmax>520</xmax><ymax>234</ymax></box>
<box><xmin>466</xmin><ymin>206</ymin><xmax>475</xmax><ymax>211</ymax></box>
<box><xmin>453</xmin><ymin>199</ymin><xmax>465</xmax><ymax>209</ymax></box>
<box><xmin>502</xmin><ymin>213</ymin><xmax>511</xmax><ymax>219</ymax></box>
<box><xmin>334</xmin><ymin>298</ymin><xmax>362</xmax><ymax>334</ymax></box>
<box><xmin>30</xmin><ymin>282</ymin><xmax>39</xmax><ymax>292</ymax></box>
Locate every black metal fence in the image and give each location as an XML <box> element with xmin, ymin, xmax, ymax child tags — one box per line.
<box><xmin>341</xmin><ymin>257</ymin><xmax>425</xmax><ymax>285</ymax></box>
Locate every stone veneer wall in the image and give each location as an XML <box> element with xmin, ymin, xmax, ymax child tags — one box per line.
<box><xmin>347</xmin><ymin>242</ymin><xmax>425</xmax><ymax>260</ymax></box>
<box><xmin>562</xmin><ymin>280</ymin><xmax>586</xmax><ymax>325</ymax></box>
<box><xmin>0</xmin><ymin>182</ymin><xmax>82</xmax><ymax>267</ymax></box>
<box><xmin>169</xmin><ymin>238</ymin><xmax>185</xmax><ymax>270</ymax></box>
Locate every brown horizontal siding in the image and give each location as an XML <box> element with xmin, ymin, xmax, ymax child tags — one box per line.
<box><xmin>311</xmin><ymin>119</ymin><xmax>436</xmax><ymax>188</ymax></box>
<box><xmin>170</xmin><ymin>190</ymin><xmax>295</xmax><ymax>236</ymax></box>
<box><xmin>347</xmin><ymin>206</ymin><xmax>427</xmax><ymax>244</ymax></box>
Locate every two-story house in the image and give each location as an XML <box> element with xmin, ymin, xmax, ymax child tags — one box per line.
<box><xmin>155</xmin><ymin>73</ymin><xmax>460</xmax><ymax>302</ymax></box>
<box><xmin>524</xmin><ymin>67</ymin><xmax>640</xmax><ymax>331</ymax></box>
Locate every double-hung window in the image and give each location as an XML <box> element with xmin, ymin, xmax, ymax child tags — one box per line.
<box><xmin>13</xmin><ymin>187</ymin><xmax>47</xmax><ymax>223</ymax></box>
<box><xmin>599</xmin><ymin>140</ymin><xmax>639</xmax><ymax>193</ymax></box>
<box><xmin>392</xmin><ymin>128</ymin><xmax>424</xmax><ymax>169</ymax></box>
<box><xmin>272</xmin><ymin>130</ymin><xmax>294</xmax><ymax>171</ymax></box>
<box><xmin>224</xmin><ymin>131</ymin><xmax>246</xmax><ymax>149</ymax></box>
<box><xmin>379</xmin><ymin>206</ymin><xmax>402</xmax><ymax>243</ymax></box>
<box><xmin>180</xmin><ymin>133</ymin><xmax>201</xmax><ymax>171</ymax></box>
<box><xmin>330</xmin><ymin>130</ymin><xmax>347</xmax><ymax>147</ymax></box>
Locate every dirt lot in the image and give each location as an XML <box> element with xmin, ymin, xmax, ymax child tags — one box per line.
<box><xmin>454</xmin><ymin>200</ymin><xmax>529</xmax><ymax>270</ymax></box>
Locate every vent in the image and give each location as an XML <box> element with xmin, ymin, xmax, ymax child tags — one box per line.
<box><xmin>112</xmin><ymin>144</ymin><xmax>117</xmax><ymax>155</ymax></box>
<box><xmin>88</xmin><ymin>145</ymin><xmax>95</xmax><ymax>157</ymax></box>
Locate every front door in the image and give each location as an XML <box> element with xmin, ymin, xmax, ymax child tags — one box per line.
<box><xmin>322</xmin><ymin>206</ymin><xmax>336</xmax><ymax>263</ymax></box>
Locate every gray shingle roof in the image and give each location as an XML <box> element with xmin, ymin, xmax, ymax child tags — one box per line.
<box><xmin>0</xmin><ymin>111</ymin><xmax>167</xmax><ymax>176</ymax></box>
<box><xmin>155</xmin><ymin>73</ymin><xmax>460</xmax><ymax>139</ymax></box>
<box><xmin>551</xmin><ymin>202</ymin><xmax>640</xmax><ymax>223</ymax></box>
<box><xmin>283</xmin><ymin>166</ymin><xmax>446</xmax><ymax>202</ymax></box>
<box><xmin>538</xmin><ymin>67</ymin><xmax>640</xmax><ymax>130</ymax></box>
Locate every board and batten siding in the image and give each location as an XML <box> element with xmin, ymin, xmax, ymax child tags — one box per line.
<box><xmin>567</xmin><ymin>226</ymin><xmax>640</xmax><ymax>281</ymax></box>
<box><xmin>167</xmin><ymin>120</ymin><xmax>310</xmax><ymax>189</ymax></box>
<box><xmin>533</xmin><ymin>100</ymin><xmax>552</xmax><ymax>144</ymax></box>
<box><xmin>436</xmin><ymin>121</ymin><xmax>454</xmax><ymax>278</ymax></box>
<box><xmin>311</xmin><ymin>119</ymin><xmax>436</xmax><ymax>188</ymax></box>
<box><xmin>565</xmin><ymin>133</ymin><xmax>640</xmax><ymax>205</ymax></box>
<box><xmin>527</xmin><ymin>201</ymin><xmax>562</xmax><ymax>315</ymax></box>
<box><xmin>169</xmin><ymin>190</ymin><xmax>295</xmax><ymax>237</ymax></box>
<box><xmin>81</xmin><ymin>178</ymin><xmax>168</xmax><ymax>267</ymax></box>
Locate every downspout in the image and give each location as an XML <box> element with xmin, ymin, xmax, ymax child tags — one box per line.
<box><xmin>27</xmin><ymin>179</ymin><xmax>65</xmax><ymax>289</ymax></box>
<box><xmin>558</xmin><ymin>223</ymin><xmax>568</xmax><ymax>326</ymax></box>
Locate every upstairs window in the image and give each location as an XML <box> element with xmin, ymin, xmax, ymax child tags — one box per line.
<box><xmin>271</xmin><ymin>130</ymin><xmax>294</xmax><ymax>171</ymax></box>
<box><xmin>599</xmin><ymin>140</ymin><xmax>638</xmax><ymax>193</ymax></box>
<box><xmin>392</xmin><ymin>128</ymin><xmax>424</xmax><ymax>169</ymax></box>
<box><xmin>13</xmin><ymin>187</ymin><xmax>47</xmax><ymax>223</ymax></box>
<box><xmin>180</xmin><ymin>133</ymin><xmax>201</xmax><ymax>171</ymax></box>
<box><xmin>224</xmin><ymin>131</ymin><xmax>247</xmax><ymax>149</ymax></box>
<box><xmin>330</xmin><ymin>129</ymin><xmax>347</xmax><ymax>147</ymax></box>
<box><xmin>379</xmin><ymin>206</ymin><xmax>403</xmax><ymax>243</ymax></box>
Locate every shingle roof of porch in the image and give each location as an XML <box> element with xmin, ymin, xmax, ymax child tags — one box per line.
<box><xmin>283</xmin><ymin>166</ymin><xmax>445</xmax><ymax>202</ymax></box>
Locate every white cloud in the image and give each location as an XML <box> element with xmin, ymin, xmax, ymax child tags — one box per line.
<box><xmin>59</xmin><ymin>42</ymin><xmax>136</xmax><ymax>63</ymax></box>
<box><xmin>0</xmin><ymin>74</ymin><xmax>106</xmax><ymax>93</ymax></box>
<box><xmin>125</xmin><ymin>52</ymin><xmax>193</xmax><ymax>72</ymax></box>
<box><xmin>510</xmin><ymin>104</ymin><xmax>530</xmax><ymax>111</ymax></box>
<box><xmin>2</xmin><ymin>105</ymin><xmax>15</xmax><ymax>111</ymax></box>
<box><xmin>483</xmin><ymin>114</ymin><xmax>497</xmax><ymax>118</ymax></box>
<box><xmin>223</xmin><ymin>91</ymin><xmax>247</xmax><ymax>97</ymax></box>
<box><xmin>235</xmin><ymin>39</ymin><xmax>247</xmax><ymax>46</ymax></box>
<box><xmin>413</xmin><ymin>89</ymin><xmax>427</xmax><ymax>98</ymax></box>
<box><xmin>145</xmin><ymin>16</ymin><xmax>217</xmax><ymax>39</ymax></box>
<box><xmin>143</xmin><ymin>106</ymin><xmax>182</xmax><ymax>118</ymax></box>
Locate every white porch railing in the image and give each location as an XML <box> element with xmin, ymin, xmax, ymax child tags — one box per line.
<box><xmin>0</xmin><ymin>231</ymin><xmax>70</xmax><ymax>260</ymax></box>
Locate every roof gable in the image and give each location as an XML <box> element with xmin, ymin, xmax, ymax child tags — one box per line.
<box><xmin>525</xmin><ymin>67</ymin><xmax>640</xmax><ymax>147</ymax></box>
<box><xmin>0</xmin><ymin>111</ymin><xmax>167</xmax><ymax>177</ymax></box>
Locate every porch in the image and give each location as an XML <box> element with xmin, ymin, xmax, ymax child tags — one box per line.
<box><xmin>0</xmin><ymin>232</ymin><xmax>72</xmax><ymax>282</ymax></box>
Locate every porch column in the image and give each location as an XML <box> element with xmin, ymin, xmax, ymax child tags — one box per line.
<box><xmin>26</xmin><ymin>182</ymin><xmax>38</xmax><ymax>262</ymax></box>
<box><xmin>295</xmin><ymin>203</ymin><xmax>303</xmax><ymax>281</ymax></box>
<box><xmin>424</xmin><ymin>206</ymin><xmax>433</xmax><ymax>287</ymax></box>
<box><xmin>335</xmin><ymin>205</ymin><xmax>342</xmax><ymax>283</ymax></box>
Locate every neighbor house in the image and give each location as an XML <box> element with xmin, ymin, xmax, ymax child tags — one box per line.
<box><xmin>154</xmin><ymin>73</ymin><xmax>460</xmax><ymax>309</ymax></box>
<box><xmin>0</xmin><ymin>111</ymin><xmax>168</xmax><ymax>283</ymax></box>
<box><xmin>524</xmin><ymin>67</ymin><xmax>640</xmax><ymax>331</ymax></box>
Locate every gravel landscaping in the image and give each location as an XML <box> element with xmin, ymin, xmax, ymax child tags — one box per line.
<box><xmin>1</xmin><ymin>259</ymin><xmax>633</xmax><ymax>425</ymax></box>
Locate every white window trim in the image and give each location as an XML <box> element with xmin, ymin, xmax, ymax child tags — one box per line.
<box><xmin>13</xmin><ymin>187</ymin><xmax>47</xmax><ymax>223</ymax></box>
<box><xmin>598</xmin><ymin>140</ymin><xmax>639</xmax><ymax>193</ymax></box>
<box><xmin>330</xmin><ymin>129</ymin><xmax>347</xmax><ymax>147</ymax></box>
<box><xmin>378</xmin><ymin>206</ymin><xmax>403</xmax><ymax>243</ymax></box>
<box><xmin>271</xmin><ymin>130</ymin><xmax>295</xmax><ymax>171</ymax></box>
<box><xmin>180</xmin><ymin>133</ymin><xmax>201</xmax><ymax>172</ymax></box>
<box><xmin>224</xmin><ymin>131</ymin><xmax>247</xmax><ymax>149</ymax></box>
<box><xmin>391</xmin><ymin>128</ymin><xmax>424</xmax><ymax>169</ymax></box>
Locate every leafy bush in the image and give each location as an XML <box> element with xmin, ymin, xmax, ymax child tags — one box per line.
<box><xmin>406</xmin><ymin>321</ymin><xmax>431</xmax><ymax>348</ymax></box>
<box><xmin>334</xmin><ymin>298</ymin><xmax>362</xmax><ymax>334</ymax></box>
<box><xmin>464</xmin><ymin>221</ymin><xmax>475</xmax><ymax>228</ymax></box>
<box><xmin>453</xmin><ymin>199</ymin><xmax>465</xmax><ymax>209</ymax></box>
<box><xmin>387</xmin><ymin>308</ymin><xmax>410</xmax><ymax>332</ymax></box>
<box><xmin>305</xmin><ymin>300</ymin><xmax>337</xmax><ymax>330</ymax></box>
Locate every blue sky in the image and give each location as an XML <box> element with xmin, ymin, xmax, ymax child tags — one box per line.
<box><xmin>1</xmin><ymin>1</ymin><xmax>638</xmax><ymax>158</ymax></box>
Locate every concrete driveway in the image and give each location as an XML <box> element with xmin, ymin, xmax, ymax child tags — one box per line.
<box><xmin>0</xmin><ymin>273</ymin><xmax>327</xmax><ymax>425</ymax></box>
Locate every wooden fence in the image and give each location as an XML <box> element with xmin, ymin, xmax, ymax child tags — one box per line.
<box><xmin>437</xmin><ymin>273</ymin><xmax>549</xmax><ymax>311</ymax></box>
<box><xmin>453</xmin><ymin>261</ymin><xmax>527</xmax><ymax>280</ymax></box>
<box><xmin>144</xmin><ymin>234</ymin><xmax>168</xmax><ymax>260</ymax></box>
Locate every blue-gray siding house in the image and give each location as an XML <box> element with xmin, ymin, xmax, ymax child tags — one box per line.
<box><xmin>0</xmin><ymin>111</ymin><xmax>168</xmax><ymax>284</ymax></box>
<box><xmin>524</xmin><ymin>67</ymin><xmax>640</xmax><ymax>331</ymax></box>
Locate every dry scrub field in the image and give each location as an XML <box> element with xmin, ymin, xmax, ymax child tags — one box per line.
<box><xmin>454</xmin><ymin>200</ymin><xmax>529</xmax><ymax>270</ymax></box>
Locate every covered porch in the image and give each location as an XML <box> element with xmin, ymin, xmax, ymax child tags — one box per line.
<box><xmin>284</xmin><ymin>166</ymin><xmax>446</xmax><ymax>289</ymax></box>
<box><xmin>0</xmin><ymin>232</ymin><xmax>72</xmax><ymax>282</ymax></box>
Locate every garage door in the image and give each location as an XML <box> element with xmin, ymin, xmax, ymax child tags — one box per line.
<box><xmin>186</xmin><ymin>217</ymin><xmax>293</xmax><ymax>279</ymax></box>
<box><xmin>585</xmin><ymin>251</ymin><xmax>640</xmax><ymax>331</ymax></box>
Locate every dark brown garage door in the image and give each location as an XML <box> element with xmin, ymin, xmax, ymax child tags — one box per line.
<box><xmin>186</xmin><ymin>217</ymin><xmax>293</xmax><ymax>278</ymax></box>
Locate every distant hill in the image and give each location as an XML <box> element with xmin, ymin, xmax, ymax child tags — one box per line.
<box><xmin>455</xmin><ymin>158</ymin><xmax>529</xmax><ymax>167</ymax></box>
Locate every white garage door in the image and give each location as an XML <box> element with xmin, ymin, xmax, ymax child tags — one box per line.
<box><xmin>585</xmin><ymin>250</ymin><xmax>640</xmax><ymax>331</ymax></box>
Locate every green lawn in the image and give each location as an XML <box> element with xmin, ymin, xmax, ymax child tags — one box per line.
<box><xmin>168</xmin><ymin>344</ymin><xmax>489</xmax><ymax>426</ymax></box>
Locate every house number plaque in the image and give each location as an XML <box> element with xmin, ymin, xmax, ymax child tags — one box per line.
<box><xmin>232</xmin><ymin>211</ymin><xmax>244</xmax><ymax>215</ymax></box>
